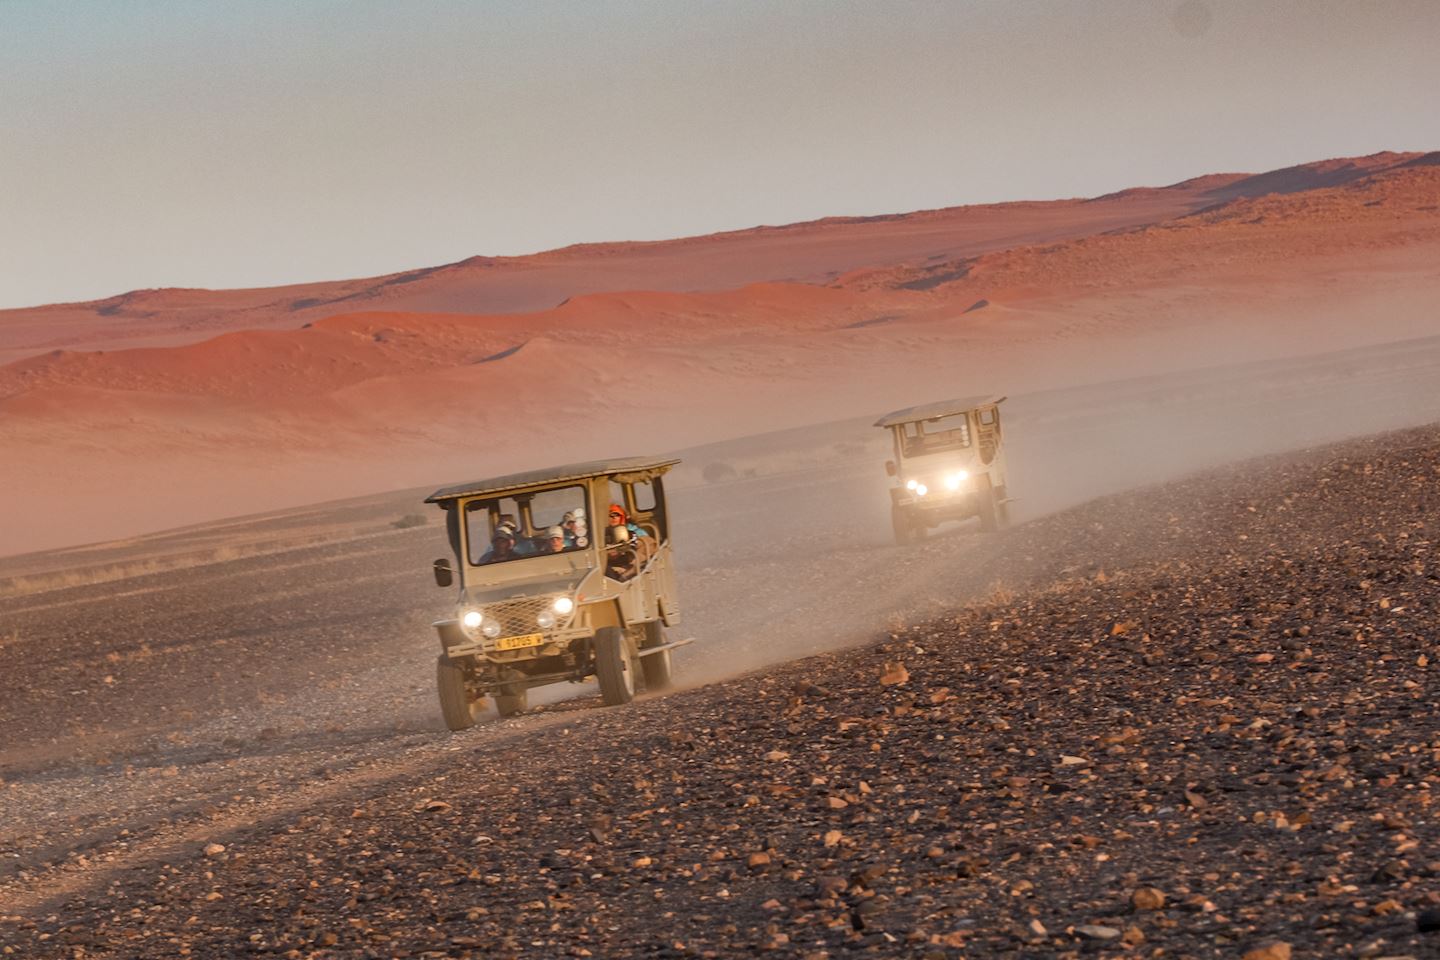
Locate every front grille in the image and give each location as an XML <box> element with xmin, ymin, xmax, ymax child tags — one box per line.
<box><xmin>484</xmin><ymin>595</ymin><xmax>555</xmax><ymax>637</ymax></box>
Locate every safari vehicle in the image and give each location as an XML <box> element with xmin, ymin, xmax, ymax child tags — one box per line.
<box><xmin>426</xmin><ymin>457</ymin><xmax>689</xmax><ymax>730</ymax></box>
<box><xmin>877</xmin><ymin>395</ymin><xmax>1011</xmax><ymax>545</ymax></box>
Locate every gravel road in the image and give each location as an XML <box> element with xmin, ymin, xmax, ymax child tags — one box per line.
<box><xmin>2</xmin><ymin>344</ymin><xmax>1439</xmax><ymax>957</ymax></box>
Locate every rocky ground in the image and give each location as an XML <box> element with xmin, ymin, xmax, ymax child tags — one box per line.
<box><xmin>2</xmin><ymin>422</ymin><xmax>1438</xmax><ymax>958</ymax></box>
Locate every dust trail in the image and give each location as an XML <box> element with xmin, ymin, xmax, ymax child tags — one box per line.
<box><xmin>666</xmin><ymin>332</ymin><xmax>1440</xmax><ymax>683</ymax></box>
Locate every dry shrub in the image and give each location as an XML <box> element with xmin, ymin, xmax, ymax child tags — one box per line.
<box><xmin>984</xmin><ymin>579</ymin><xmax>1015</xmax><ymax>607</ymax></box>
<box><xmin>702</xmin><ymin>461</ymin><xmax>737</xmax><ymax>484</ymax></box>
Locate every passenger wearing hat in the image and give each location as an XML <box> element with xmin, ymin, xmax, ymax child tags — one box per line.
<box><xmin>480</xmin><ymin>523</ymin><xmax>520</xmax><ymax>563</ymax></box>
<box><xmin>604</xmin><ymin>504</ymin><xmax>653</xmax><ymax>579</ymax></box>
<box><xmin>539</xmin><ymin>525</ymin><xmax>568</xmax><ymax>555</ymax></box>
<box><xmin>606</xmin><ymin>503</ymin><xmax>646</xmax><ymax>542</ymax></box>
<box><xmin>605</xmin><ymin>523</ymin><xmax>639</xmax><ymax>580</ymax></box>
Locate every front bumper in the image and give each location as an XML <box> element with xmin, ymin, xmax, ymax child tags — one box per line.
<box><xmin>891</xmin><ymin>487</ymin><xmax>982</xmax><ymax>521</ymax></box>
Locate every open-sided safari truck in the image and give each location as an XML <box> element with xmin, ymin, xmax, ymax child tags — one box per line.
<box><xmin>876</xmin><ymin>395</ymin><xmax>1011</xmax><ymax>545</ymax></box>
<box><xmin>426</xmin><ymin>457</ymin><xmax>688</xmax><ymax>730</ymax></box>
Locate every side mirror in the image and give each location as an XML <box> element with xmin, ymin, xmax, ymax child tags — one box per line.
<box><xmin>432</xmin><ymin>558</ymin><xmax>454</xmax><ymax>588</ymax></box>
<box><xmin>884</xmin><ymin>460</ymin><xmax>897</xmax><ymax>477</ymax></box>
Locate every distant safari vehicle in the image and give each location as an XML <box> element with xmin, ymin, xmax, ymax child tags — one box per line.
<box><xmin>877</xmin><ymin>395</ymin><xmax>1011</xmax><ymax>545</ymax></box>
<box><xmin>426</xmin><ymin>457</ymin><xmax>689</xmax><ymax>730</ymax></box>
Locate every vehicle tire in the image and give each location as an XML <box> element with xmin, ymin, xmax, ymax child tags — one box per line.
<box><xmin>891</xmin><ymin>505</ymin><xmax>915</xmax><ymax>546</ymax></box>
<box><xmin>436</xmin><ymin>654</ymin><xmax>481</xmax><ymax>731</ymax></box>
<box><xmin>994</xmin><ymin>484</ymin><xmax>1012</xmax><ymax>530</ymax></box>
<box><xmin>640</xmin><ymin>620</ymin><xmax>673</xmax><ymax>692</ymax></box>
<box><xmin>495</xmin><ymin>687</ymin><xmax>527</xmax><ymax>718</ymax></box>
<box><xmin>594</xmin><ymin>626</ymin><xmax>636</xmax><ymax>706</ymax></box>
<box><xmin>977</xmin><ymin>476</ymin><xmax>999</xmax><ymax>533</ymax></box>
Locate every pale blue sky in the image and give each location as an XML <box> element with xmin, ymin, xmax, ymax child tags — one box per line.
<box><xmin>2</xmin><ymin>0</ymin><xmax>1437</xmax><ymax>308</ymax></box>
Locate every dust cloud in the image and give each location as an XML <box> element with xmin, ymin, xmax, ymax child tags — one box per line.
<box><xmin>666</xmin><ymin>330</ymin><xmax>1440</xmax><ymax>685</ymax></box>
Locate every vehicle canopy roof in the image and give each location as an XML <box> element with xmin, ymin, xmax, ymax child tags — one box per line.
<box><xmin>425</xmin><ymin>456</ymin><xmax>680</xmax><ymax>504</ymax></box>
<box><xmin>874</xmin><ymin>395</ymin><xmax>1006</xmax><ymax>428</ymax></box>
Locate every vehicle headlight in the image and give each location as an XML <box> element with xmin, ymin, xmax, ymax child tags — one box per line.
<box><xmin>915</xmin><ymin>483</ymin><xmax>928</xmax><ymax>497</ymax></box>
<box><xmin>945</xmin><ymin>470</ymin><xmax>968</xmax><ymax>490</ymax></box>
<box><xmin>553</xmin><ymin>596</ymin><xmax>574</xmax><ymax>615</ymax></box>
<box><xmin>460</xmin><ymin>608</ymin><xmax>492</xmax><ymax>640</ymax></box>
<box><xmin>905</xmin><ymin>478</ymin><xmax>918</xmax><ymax>491</ymax></box>
<box><xmin>537</xmin><ymin>610</ymin><xmax>557</xmax><ymax>630</ymax></box>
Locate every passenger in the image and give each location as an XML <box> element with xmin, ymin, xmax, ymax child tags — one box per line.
<box><xmin>539</xmin><ymin>525</ymin><xmax>567</xmax><ymax>555</ymax></box>
<box><xmin>607</xmin><ymin>503</ymin><xmax>646</xmax><ymax>542</ymax></box>
<box><xmin>561</xmin><ymin>508</ymin><xmax>589</xmax><ymax>548</ymax></box>
<box><xmin>605</xmin><ymin>524</ymin><xmax>640</xmax><ymax>580</ymax></box>
<box><xmin>606</xmin><ymin>504</ymin><xmax>653</xmax><ymax>571</ymax></box>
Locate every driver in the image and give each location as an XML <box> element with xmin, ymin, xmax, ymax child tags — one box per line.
<box><xmin>480</xmin><ymin>524</ymin><xmax>521</xmax><ymax>563</ymax></box>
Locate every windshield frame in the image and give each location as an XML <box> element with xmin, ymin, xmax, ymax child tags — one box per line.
<box><xmin>461</xmin><ymin>482</ymin><xmax>593</xmax><ymax>570</ymax></box>
<box><xmin>895</xmin><ymin>412</ymin><xmax>974</xmax><ymax>460</ymax></box>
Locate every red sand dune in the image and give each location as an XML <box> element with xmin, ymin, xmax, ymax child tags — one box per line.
<box><xmin>3</xmin><ymin>150</ymin><xmax>1424</xmax><ymax>365</ymax></box>
<box><xmin>3</xmin><ymin>151</ymin><xmax>1439</xmax><ymax>555</ymax></box>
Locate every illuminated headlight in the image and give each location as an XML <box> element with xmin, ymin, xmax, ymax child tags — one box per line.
<box><xmin>553</xmin><ymin>596</ymin><xmax>574</xmax><ymax>615</ymax></box>
<box><xmin>460</xmin><ymin>608</ymin><xmax>501</xmax><ymax>641</ymax></box>
<box><xmin>905</xmin><ymin>478</ymin><xmax>918</xmax><ymax>491</ymax></box>
<box><xmin>915</xmin><ymin>483</ymin><xmax>928</xmax><ymax>497</ymax></box>
<box><xmin>945</xmin><ymin>470</ymin><xmax>968</xmax><ymax>490</ymax></box>
<box><xmin>537</xmin><ymin>610</ymin><xmax>557</xmax><ymax>630</ymax></box>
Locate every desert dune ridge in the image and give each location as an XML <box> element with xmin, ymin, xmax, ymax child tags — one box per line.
<box><xmin>2</xmin><ymin>150</ymin><xmax>1438</xmax><ymax>556</ymax></box>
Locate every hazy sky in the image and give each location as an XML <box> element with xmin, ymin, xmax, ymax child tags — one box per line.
<box><xmin>2</xmin><ymin>0</ymin><xmax>1437</xmax><ymax>308</ymax></box>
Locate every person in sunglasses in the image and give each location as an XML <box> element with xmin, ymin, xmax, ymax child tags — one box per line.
<box><xmin>607</xmin><ymin>503</ymin><xmax>646</xmax><ymax>541</ymax></box>
<box><xmin>604</xmin><ymin>503</ymin><xmax>653</xmax><ymax>580</ymax></box>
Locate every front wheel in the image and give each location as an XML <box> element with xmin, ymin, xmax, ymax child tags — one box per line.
<box><xmin>436</xmin><ymin>655</ymin><xmax>483</xmax><ymax>731</ymax></box>
<box><xmin>977</xmin><ymin>476</ymin><xmax>1000</xmax><ymax>533</ymax></box>
<box><xmin>891</xmin><ymin>505</ymin><xmax>919</xmax><ymax>546</ymax></box>
<box><xmin>594</xmin><ymin>626</ymin><xmax>636</xmax><ymax>706</ymax></box>
<box><xmin>640</xmin><ymin>620</ymin><xmax>674</xmax><ymax>692</ymax></box>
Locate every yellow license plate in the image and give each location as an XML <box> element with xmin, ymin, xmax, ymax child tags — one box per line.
<box><xmin>495</xmin><ymin>633</ymin><xmax>543</xmax><ymax>651</ymax></box>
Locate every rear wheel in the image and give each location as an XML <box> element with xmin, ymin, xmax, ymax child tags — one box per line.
<box><xmin>436</xmin><ymin>655</ymin><xmax>482</xmax><ymax>731</ymax></box>
<box><xmin>594</xmin><ymin>626</ymin><xmax>636</xmax><ymax>706</ymax></box>
<box><xmin>640</xmin><ymin>620</ymin><xmax>673</xmax><ymax>692</ymax></box>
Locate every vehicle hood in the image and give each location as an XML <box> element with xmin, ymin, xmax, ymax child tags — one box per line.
<box><xmin>462</xmin><ymin>573</ymin><xmax>588</xmax><ymax>606</ymax></box>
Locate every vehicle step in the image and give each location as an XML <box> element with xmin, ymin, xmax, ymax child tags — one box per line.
<box><xmin>638</xmin><ymin>637</ymin><xmax>696</xmax><ymax>657</ymax></box>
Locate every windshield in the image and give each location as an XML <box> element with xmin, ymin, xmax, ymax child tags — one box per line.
<box><xmin>898</xmin><ymin>413</ymin><xmax>972</xmax><ymax>458</ymax></box>
<box><xmin>465</xmin><ymin>485</ymin><xmax>590</xmax><ymax>565</ymax></box>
